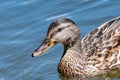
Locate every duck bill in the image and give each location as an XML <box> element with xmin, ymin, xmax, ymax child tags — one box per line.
<box><xmin>32</xmin><ymin>39</ymin><xmax>55</xmax><ymax>57</ymax></box>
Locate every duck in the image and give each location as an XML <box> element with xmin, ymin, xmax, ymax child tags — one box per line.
<box><xmin>32</xmin><ymin>16</ymin><xmax>120</xmax><ymax>78</ymax></box>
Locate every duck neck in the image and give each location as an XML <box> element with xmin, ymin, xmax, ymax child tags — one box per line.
<box><xmin>58</xmin><ymin>38</ymin><xmax>88</xmax><ymax>76</ymax></box>
<box><xmin>64</xmin><ymin>38</ymin><xmax>87</xmax><ymax>61</ymax></box>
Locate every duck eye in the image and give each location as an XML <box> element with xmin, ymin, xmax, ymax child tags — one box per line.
<box><xmin>58</xmin><ymin>28</ymin><xmax>62</xmax><ymax>32</ymax></box>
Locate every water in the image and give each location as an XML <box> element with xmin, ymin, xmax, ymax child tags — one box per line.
<box><xmin>0</xmin><ymin>0</ymin><xmax>120</xmax><ymax>80</ymax></box>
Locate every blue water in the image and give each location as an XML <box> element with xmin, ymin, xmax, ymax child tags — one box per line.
<box><xmin>0</xmin><ymin>0</ymin><xmax>120</xmax><ymax>80</ymax></box>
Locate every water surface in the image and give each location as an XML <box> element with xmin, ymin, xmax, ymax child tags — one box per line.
<box><xmin>0</xmin><ymin>0</ymin><xmax>120</xmax><ymax>80</ymax></box>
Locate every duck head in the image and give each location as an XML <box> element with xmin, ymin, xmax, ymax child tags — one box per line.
<box><xmin>32</xmin><ymin>18</ymin><xmax>80</xmax><ymax>57</ymax></box>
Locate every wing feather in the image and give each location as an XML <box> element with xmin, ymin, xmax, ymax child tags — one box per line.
<box><xmin>81</xmin><ymin>17</ymin><xmax>120</xmax><ymax>59</ymax></box>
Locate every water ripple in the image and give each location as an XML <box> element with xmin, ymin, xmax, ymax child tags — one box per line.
<box><xmin>0</xmin><ymin>0</ymin><xmax>120</xmax><ymax>80</ymax></box>
<box><xmin>46</xmin><ymin>13</ymin><xmax>70</xmax><ymax>21</ymax></box>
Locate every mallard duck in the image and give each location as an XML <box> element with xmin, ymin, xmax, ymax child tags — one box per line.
<box><xmin>32</xmin><ymin>17</ymin><xmax>120</xmax><ymax>78</ymax></box>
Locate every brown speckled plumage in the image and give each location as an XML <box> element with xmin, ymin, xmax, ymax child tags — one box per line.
<box><xmin>32</xmin><ymin>17</ymin><xmax>120</xmax><ymax>78</ymax></box>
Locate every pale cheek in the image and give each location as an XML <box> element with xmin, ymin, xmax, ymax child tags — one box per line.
<box><xmin>52</xmin><ymin>35</ymin><xmax>64</xmax><ymax>43</ymax></box>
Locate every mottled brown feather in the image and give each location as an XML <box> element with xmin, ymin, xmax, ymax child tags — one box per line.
<box><xmin>81</xmin><ymin>17</ymin><xmax>120</xmax><ymax>70</ymax></box>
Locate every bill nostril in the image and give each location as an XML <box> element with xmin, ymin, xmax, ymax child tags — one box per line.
<box><xmin>48</xmin><ymin>44</ymin><xmax>50</xmax><ymax>46</ymax></box>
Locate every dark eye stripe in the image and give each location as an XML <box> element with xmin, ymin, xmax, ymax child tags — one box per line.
<box><xmin>50</xmin><ymin>25</ymin><xmax>71</xmax><ymax>39</ymax></box>
<box><xmin>50</xmin><ymin>28</ymin><xmax>64</xmax><ymax>38</ymax></box>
